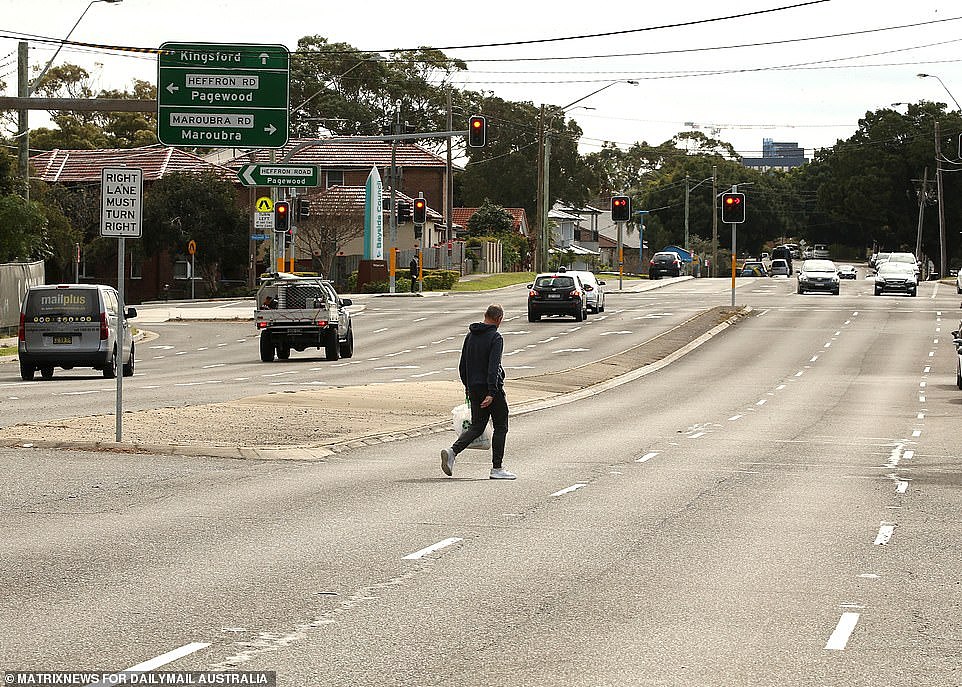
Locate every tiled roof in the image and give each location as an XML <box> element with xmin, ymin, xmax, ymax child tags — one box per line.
<box><xmin>224</xmin><ymin>138</ymin><xmax>450</xmax><ymax>169</ymax></box>
<box><xmin>29</xmin><ymin>145</ymin><xmax>236</xmax><ymax>183</ymax></box>
<box><xmin>452</xmin><ymin>207</ymin><xmax>528</xmax><ymax>234</ymax></box>
<box><xmin>305</xmin><ymin>186</ymin><xmax>442</xmax><ymax>221</ymax></box>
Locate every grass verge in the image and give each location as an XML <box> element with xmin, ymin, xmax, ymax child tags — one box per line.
<box><xmin>451</xmin><ymin>272</ymin><xmax>536</xmax><ymax>291</ymax></box>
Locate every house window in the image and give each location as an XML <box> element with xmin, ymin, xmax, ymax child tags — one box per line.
<box><xmin>326</xmin><ymin>170</ymin><xmax>344</xmax><ymax>187</ymax></box>
<box><xmin>130</xmin><ymin>255</ymin><xmax>143</xmax><ymax>280</ymax></box>
<box><xmin>173</xmin><ymin>260</ymin><xmax>190</xmax><ymax>280</ymax></box>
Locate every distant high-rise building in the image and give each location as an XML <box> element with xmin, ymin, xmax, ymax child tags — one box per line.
<box><xmin>742</xmin><ymin>138</ymin><xmax>808</xmax><ymax>171</ymax></box>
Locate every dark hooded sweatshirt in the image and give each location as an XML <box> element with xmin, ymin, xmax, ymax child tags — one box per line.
<box><xmin>459</xmin><ymin>322</ymin><xmax>505</xmax><ymax>395</ymax></box>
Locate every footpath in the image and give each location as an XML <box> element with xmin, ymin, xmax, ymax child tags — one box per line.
<box><xmin>0</xmin><ymin>277</ymin><xmax>751</xmax><ymax>460</ymax></box>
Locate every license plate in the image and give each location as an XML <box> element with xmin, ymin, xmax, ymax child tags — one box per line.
<box><xmin>547</xmin><ymin>293</ymin><xmax>561</xmax><ymax>299</ymax></box>
<box><xmin>52</xmin><ymin>335</ymin><xmax>72</xmax><ymax>344</ymax></box>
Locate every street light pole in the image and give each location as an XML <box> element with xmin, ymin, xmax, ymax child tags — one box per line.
<box><xmin>918</xmin><ymin>73</ymin><xmax>962</xmax><ymax>111</ymax></box>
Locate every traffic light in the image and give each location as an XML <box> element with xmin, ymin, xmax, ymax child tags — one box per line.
<box><xmin>274</xmin><ymin>201</ymin><xmax>290</xmax><ymax>232</ymax></box>
<box><xmin>721</xmin><ymin>192</ymin><xmax>746</xmax><ymax>223</ymax></box>
<box><xmin>397</xmin><ymin>200</ymin><xmax>412</xmax><ymax>224</ymax></box>
<box><xmin>611</xmin><ymin>195</ymin><xmax>630</xmax><ymax>222</ymax></box>
<box><xmin>468</xmin><ymin>115</ymin><xmax>486</xmax><ymax>148</ymax></box>
<box><xmin>413</xmin><ymin>197</ymin><xmax>427</xmax><ymax>225</ymax></box>
<box><xmin>296</xmin><ymin>198</ymin><xmax>310</xmax><ymax>220</ymax></box>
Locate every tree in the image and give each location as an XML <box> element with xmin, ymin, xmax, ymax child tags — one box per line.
<box><xmin>142</xmin><ymin>172</ymin><xmax>248</xmax><ymax>294</ymax></box>
<box><xmin>0</xmin><ymin>194</ymin><xmax>47</xmax><ymax>262</ymax></box>
<box><xmin>466</xmin><ymin>201</ymin><xmax>514</xmax><ymax>236</ymax></box>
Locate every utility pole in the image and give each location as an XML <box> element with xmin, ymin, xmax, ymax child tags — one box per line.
<box><xmin>708</xmin><ymin>165</ymin><xmax>718</xmax><ymax>277</ymax></box>
<box><xmin>17</xmin><ymin>42</ymin><xmax>29</xmax><ymax>199</ymax></box>
<box><xmin>934</xmin><ymin>121</ymin><xmax>947</xmax><ymax>279</ymax></box>
<box><xmin>915</xmin><ymin>168</ymin><xmax>929</xmax><ymax>262</ymax></box>
<box><xmin>684</xmin><ymin>174</ymin><xmax>690</xmax><ymax>273</ymax></box>
<box><xmin>445</xmin><ymin>86</ymin><xmax>453</xmax><ymax>272</ymax></box>
<box><xmin>541</xmin><ymin>130</ymin><xmax>552</xmax><ymax>271</ymax></box>
<box><xmin>534</xmin><ymin>106</ymin><xmax>545</xmax><ymax>272</ymax></box>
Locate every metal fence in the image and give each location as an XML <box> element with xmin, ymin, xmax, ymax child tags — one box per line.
<box><xmin>0</xmin><ymin>261</ymin><xmax>44</xmax><ymax>333</ymax></box>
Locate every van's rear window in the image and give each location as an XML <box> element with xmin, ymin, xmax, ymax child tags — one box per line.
<box><xmin>25</xmin><ymin>290</ymin><xmax>98</xmax><ymax>321</ymax></box>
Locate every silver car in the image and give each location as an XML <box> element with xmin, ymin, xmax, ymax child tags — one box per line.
<box><xmin>797</xmin><ymin>259</ymin><xmax>840</xmax><ymax>295</ymax></box>
<box><xmin>570</xmin><ymin>271</ymin><xmax>606</xmax><ymax>313</ymax></box>
<box><xmin>18</xmin><ymin>284</ymin><xmax>136</xmax><ymax>380</ymax></box>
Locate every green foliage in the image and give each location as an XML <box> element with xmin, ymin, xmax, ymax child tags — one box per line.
<box><xmin>466</xmin><ymin>201</ymin><xmax>514</xmax><ymax>235</ymax></box>
<box><xmin>347</xmin><ymin>269</ymin><xmax>458</xmax><ymax>293</ymax></box>
<box><xmin>142</xmin><ymin>172</ymin><xmax>248</xmax><ymax>294</ymax></box>
<box><xmin>0</xmin><ymin>194</ymin><xmax>47</xmax><ymax>262</ymax></box>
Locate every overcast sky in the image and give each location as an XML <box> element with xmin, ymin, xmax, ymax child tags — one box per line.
<box><xmin>2</xmin><ymin>0</ymin><xmax>961</xmax><ymax>158</ymax></box>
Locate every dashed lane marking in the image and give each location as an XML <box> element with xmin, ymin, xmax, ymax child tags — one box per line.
<box><xmin>551</xmin><ymin>483</ymin><xmax>588</xmax><ymax>497</ymax></box>
<box><xmin>402</xmin><ymin>537</ymin><xmax>463</xmax><ymax>560</ymax></box>
<box><xmin>825</xmin><ymin>612</ymin><xmax>860</xmax><ymax>651</ymax></box>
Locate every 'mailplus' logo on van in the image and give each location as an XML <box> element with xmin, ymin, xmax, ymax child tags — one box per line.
<box><xmin>40</xmin><ymin>293</ymin><xmax>88</xmax><ymax>307</ymax></box>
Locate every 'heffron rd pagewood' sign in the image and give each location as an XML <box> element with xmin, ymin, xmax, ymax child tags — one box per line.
<box><xmin>157</xmin><ymin>42</ymin><xmax>289</xmax><ymax>148</ymax></box>
<box><xmin>237</xmin><ymin>164</ymin><xmax>319</xmax><ymax>187</ymax></box>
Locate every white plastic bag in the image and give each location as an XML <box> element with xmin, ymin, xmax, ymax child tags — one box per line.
<box><xmin>451</xmin><ymin>403</ymin><xmax>492</xmax><ymax>450</ymax></box>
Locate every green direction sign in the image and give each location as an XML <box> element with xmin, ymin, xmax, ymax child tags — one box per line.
<box><xmin>237</xmin><ymin>164</ymin><xmax>319</xmax><ymax>187</ymax></box>
<box><xmin>157</xmin><ymin>42</ymin><xmax>289</xmax><ymax>148</ymax></box>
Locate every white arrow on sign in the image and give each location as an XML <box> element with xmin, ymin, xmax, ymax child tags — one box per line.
<box><xmin>241</xmin><ymin>166</ymin><xmax>257</xmax><ymax>185</ymax></box>
<box><xmin>264</xmin><ymin>124</ymin><xmax>277</xmax><ymax>135</ymax></box>
<box><xmin>259</xmin><ymin>53</ymin><xmax>270</xmax><ymax>65</ymax></box>
<box><xmin>166</xmin><ymin>83</ymin><xmax>179</xmax><ymax>94</ymax></box>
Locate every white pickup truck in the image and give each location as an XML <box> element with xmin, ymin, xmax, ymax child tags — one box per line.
<box><xmin>255</xmin><ymin>273</ymin><xmax>354</xmax><ymax>362</ymax></box>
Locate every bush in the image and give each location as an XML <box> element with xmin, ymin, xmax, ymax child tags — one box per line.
<box><xmin>347</xmin><ymin>269</ymin><xmax>459</xmax><ymax>293</ymax></box>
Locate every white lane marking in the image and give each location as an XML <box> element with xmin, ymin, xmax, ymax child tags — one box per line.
<box><xmin>885</xmin><ymin>445</ymin><xmax>903</xmax><ymax>469</ymax></box>
<box><xmin>402</xmin><ymin>537</ymin><xmax>463</xmax><ymax>560</ymax></box>
<box><xmin>919</xmin><ymin>395</ymin><xmax>926</xmax><ymax>403</ymax></box>
<box><xmin>824</xmin><ymin>342</ymin><xmax>832</xmax><ymax>348</ymax></box>
<box><xmin>874</xmin><ymin>523</ymin><xmax>896</xmax><ymax>545</ymax></box>
<box><xmin>757</xmin><ymin>309</ymin><xmax>770</xmax><ymax>317</ymax></box>
<box><xmin>729</xmin><ymin>415</ymin><xmax>743</xmax><ymax>421</ymax></box>
<box><xmin>197</xmin><ymin>347</ymin><xmax>208</xmax><ymax>351</ymax></box>
<box><xmin>431</xmin><ymin>336</ymin><xmax>456</xmax><ymax>344</ymax></box>
<box><xmin>139</xmin><ymin>385</ymin><xmax>161</xmax><ymax>389</ymax></box>
<box><xmin>554</xmin><ymin>348</ymin><xmax>589</xmax><ymax>353</ymax></box>
<box><xmin>795</xmin><ymin>371</ymin><xmax>804</xmax><ymax>377</ymax></box>
<box><xmin>501</xmin><ymin>330</ymin><xmax>530</xmax><ymax>336</ymax></box>
<box><xmin>538</xmin><ymin>336</ymin><xmax>559</xmax><ymax>344</ymax></box>
<box><xmin>853</xmin><ymin>311</ymin><xmax>859</xmax><ymax>316</ymax></box>
<box><xmin>834</xmin><ymin>331</ymin><xmax>841</xmax><ymax>336</ymax></box>
<box><xmin>552</xmin><ymin>483</ymin><xmax>588</xmax><ymax>497</ymax></box>
<box><xmin>928</xmin><ymin>351</ymin><xmax>935</xmax><ymax>357</ymax></box>
<box><xmin>262</xmin><ymin>370</ymin><xmax>297</xmax><ymax>378</ymax></box>
<box><xmin>936</xmin><ymin>327</ymin><xmax>941</xmax><ymax>333</ymax></box>
<box><xmin>375</xmin><ymin>366</ymin><xmax>419</xmax><ymax>370</ymax></box>
<box><xmin>825</xmin><ymin>613</ymin><xmax>860</xmax><ymax>651</ymax></box>
<box><xmin>411</xmin><ymin>371</ymin><xmax>442</xmax><ymax>378</ymax></box>
<box><xmin>152</xmin><ymin>355</ymin><xmax>165</xmax><ymax>359</ymax></box>
<box><xmin>896</xmin><ymin>481</ymin><xmax>909</xmax><ymax>494</ymax></box>
<box><xmin>844</xmin><ymin>320</ymin><xmax>851</xmax><ymax>325</ymax></box>
<box><xmin>56</xmin><ymin>390</ymin><xmax>105</xmax><ymax>396</ymax></box>
<box><xmin>937</xmin><ymin>311</ymin><xmax>942</xmax><ymax>316</ymax></box>
<box><xmin>201</xmin><ymin>363</ymin><xmax>225</xmax><ymax>369</ymax></box>
<box><xmin>920</xmin><ymin>382</ymin><xmax>926</xmax><ymax>388</ymax></box>
<box><xmin>373</xmin><ymin>328</ymin><xmax>388</xmax><ymax>334</ymax></box>
<box><xmin>934</xmin><ymin>338</ymin><xmax>939</xmax><ymax>344</ymax></box>
<box><xmin>149</xmin><ymin>345</ymin><xmax>174</xmax><ymax>350</ymax></box>
<box><xmin>599</xmin><ymin>330</ymin><xmax>633</xmax><ymax>336</ymax></box>
<box><xmin>924</xmin><ymin>366</ymin><xmax>931</xmax><ymax>373</ymax></box>
<box><xmin>912</xmin><ymin>430</ymin><xmax>922</xmax><ymax>438</ymax></box>
<box><xmin>776</xmin><ymin>384</ymin><xmax>786</xmax><ymax>390</ymax></box>
<box><xmin>858</xmin><ymin>573</ymin><xmax>880</xmax><ymax>579</ymax></box>
<box><xmin>412</xmin><ymin>317</ymin><xmax>427</xmax><ymax>323</ymax></box>
<box><xmin>636</xmin><ymin>452</ymin><xmax>659</xmax><ymax>463</ymax></box>
<box><xmin>904</xmin><ymin>450</ymin><xmax>914</xmax><ymax>461</ymax></box>
<box><xmin>88</xmin><ymin>642</ymin><xmax>212</xmax><ymax>686</ymax></box>
<box><xmin>175</xmin><ymin>351</ymin><xmax>187</xmax><ymax>356</ymax></box>
<box><xmin>756</xmin><ymin>399</ymin><xmax>767</xmax><ymax>406</ymax></box>
<box><xmin>810</xmin><ymin>355</ymin><xmax>819</xmax><ymax>362</ymax></box>
<box><xmin>233</xmin><ymin>377</ymin><xmax>250</xmax><ymax>381</ymax></box>
<box><xmin>174</xmin><ymin>380</ymin><xmax>223</xmax><ymax>387</ymax></box>
<box><xmin>688</xmin><ymin>432</ymin><xmax>706</xmax><ymax>439</ymax></box>
<box><xmin>917</xmin><ymin>412</ymin><xmax>925</xmax><ymax>420</ymax></box>
<box><xmin>384</xmin><ymin>349</ymin><xmax>412</xmax><ymax>357</ymax></box>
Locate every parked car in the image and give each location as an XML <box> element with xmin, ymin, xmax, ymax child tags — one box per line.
<box><xmin>769</xmin><ymin>258</ymin><xmax>791</xmax><ymax>277</ymax></box>
<box><xmin>837</xmin><ymin>264</ymin><xmax>858</xmax><ymax>279</ymax></box>
<box><xmin>569</xmin><ymin>270</ymin><xmax>606</xmax><ymax>313</ymax></box>
<box><xmin>874</xmin><ymin>261</ymin><xmax>918</xmax><ymax>296</ymax></box>
<box><xmin>872</xmin><ymin>252</ymin><xmax>891</xmax><ymax>271</ymax></box>
<box><xmin>956</xmin><ymin>269</ymin><xmax>962</xmax><ymax>294</ymax></box>
<box><xmin>526</xmin><ymin>272</ymin><xmax>588</xmax><ymax>322</ymax></box>
<box><xmin>648</xmin><ymin>252</ymin><xmax>682</xmax><ymax>279</ymax></box>
<box><xmin>951</xmin><ymin>324</ymin><xmax>962</xmax><ymax>389</ymax></box>
<box><xmin>18</xmin><ymin>283</ymin><xmax>137</xmax><ymax>381</ymax></box>
<box><xmin>739</xmin><ymin>261</ymin><xmax>768</xmax><ymax>277</ymax></box>
<box><xmin>797</xmin><ymin>259</ymin><xmax>840</xmax><ymax>295</ymax></box>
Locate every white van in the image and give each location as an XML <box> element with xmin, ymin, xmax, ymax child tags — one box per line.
<box><xmin>18</xmin><ymin>284</ymin><xmax>137</xmax><ymax>381</ymax></box>
<box><xmin>813</xmin><ymin>244</ymin><xmax>830</xmax><ymax>258</ymax></box>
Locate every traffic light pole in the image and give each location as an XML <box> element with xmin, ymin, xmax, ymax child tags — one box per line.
<box><xmin>730</xmin><ymin>184</ymin><xmax>737</xmax><ymax>308</ymax></box>
<box><xmin>617</xmin><ymin>221</ymin><xmax>624</xmax><ymax>291</ymax></box>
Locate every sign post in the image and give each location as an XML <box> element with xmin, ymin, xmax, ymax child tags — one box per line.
<box><xmin>187</xmin><ymin>239</ymin><xmax>197</xmax><ymax>300</ymax></box>
<box><xmin>157</xmin><ymin>42</ymin><xmax>289</xmax><ymax>148</ymax></box>
<box><xmin>100</xmin><ymin>167</ymin><xmax>143</xmax><ymax>442</ymax></box>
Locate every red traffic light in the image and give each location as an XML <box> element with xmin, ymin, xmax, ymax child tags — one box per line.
<box><xmin>720</xmin><ymin>192</ymin><xmax>746</xmax><ymax>223</ymax></box>
<box><xmin>413</xmin><ymin>197</ymin><xmax>427</xmax><ymax>224</ymax></box>
<box><xmin>611</xmin><ymin>194</ymin><xmax>630</xmax><ymax>222</ymax></box>
<box><xmin>468</xmin><ymin>115</ymin><xmax>486</xmax><ymax>148</ymax></box>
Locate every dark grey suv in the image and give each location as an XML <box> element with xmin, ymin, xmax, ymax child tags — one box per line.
<box><xmin>526</xmin><ymin>273</ymin><xmax>587</xmax><ymax>322</ymax></box>
<box><xmin>649</xmin><ymin>252</ymin><xmax>681</xmax><ymax>279</ymax></box>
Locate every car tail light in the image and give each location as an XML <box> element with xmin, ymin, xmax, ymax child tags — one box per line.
<box><xmin>529</xmin><ymin>290</ymin><xmax>537</xmax><ymax>298</ymax></box>
<box><xmin>570</xmin><ymin>290</ymin><xmax>581</xmax><ymax>298</ymax></box>
<box><xmin>583</xmin><ymin>285</ymin><xmax>594</xmax><ymax>292</ymax></box>
<box><xmin>18</xmin><ymin>313</ymin><xmax>25</xmax><ymax>342</ymax></box>
<box><xmin>315</xmin><ymin>320</ymin><xmax>328</xmax><ymax>326</ymax></box>
<box><xmin>649</xmin><ymin>260</ymin><xmax>655</xmax><ymax>267</ymax></box>
<box><xmin>100</xmin><ymin>311</ymin><xmax>109</xmax><ymax>340</ymax></box>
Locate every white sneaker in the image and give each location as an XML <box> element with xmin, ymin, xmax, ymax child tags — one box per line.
<box><xmin>441</xmin><ymin>448</ymin><xmax>456</xmax><ymax>476</ymax></box>
<box><xmin>489</xmin><ymin>468</ymin><xmax>516</xmax><ymax>480</ymax></box>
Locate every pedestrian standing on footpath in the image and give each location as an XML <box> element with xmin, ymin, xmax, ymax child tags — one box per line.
<box><xmin>409</xmin><ymin>256</ymin><xmax>419</xmax><ymax>293</ymax></box>
<box><xmin>441</xmin><ymin>303</ymin><xmax>516</xmax><ymax>479</ymax></box>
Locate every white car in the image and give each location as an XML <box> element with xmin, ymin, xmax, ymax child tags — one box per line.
<box><xmin>569</xmin><ymin>271</ymin><xmax>606</xmax><ymax>313</ymax></box>
<box><xmin>956</xmin><ymin>269</ymin><xmax>962</xmax><ymax>294</ymax></box>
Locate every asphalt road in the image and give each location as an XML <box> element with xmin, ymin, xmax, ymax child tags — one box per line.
<box><xmin>3</xmin><ymin>270</ymin><xmax>961</xmax><ymax>686</ymax></box>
